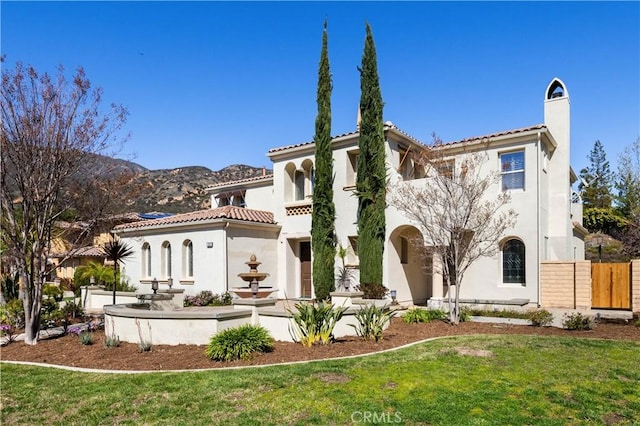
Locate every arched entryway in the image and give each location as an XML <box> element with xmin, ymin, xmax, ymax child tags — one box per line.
<box><xmin>388</xmin><ymin>226</ymin><xmax>431</xmax><ymax>304</ymax></box>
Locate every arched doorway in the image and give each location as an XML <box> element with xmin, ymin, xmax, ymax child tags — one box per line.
<box><xmin>388</xmin><ymin>226</ymin><xmax>431</xmax><ymax>304</ymax></box>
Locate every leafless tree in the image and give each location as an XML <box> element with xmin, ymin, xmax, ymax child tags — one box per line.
<box><xmin>1</xmin><ymin>61</ymin><xmax>128</xmax><ymax>344</ymax></box>
<box><xmin>389</xmin><ymin>139</ymin><xmax>517</xmax><ymax>323</ymax></box>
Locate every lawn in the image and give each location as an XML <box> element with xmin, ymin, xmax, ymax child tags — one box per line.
<box><xmin>2</xmin><ymin>335</ymin><xmax>639</xmax><ymax>425</ymax></box>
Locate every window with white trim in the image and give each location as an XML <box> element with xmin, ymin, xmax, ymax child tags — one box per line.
<box><xmin>142</xmin><ymin>243</ymin><xmax>151</xmax><ymax>278</ymax></box>
<box><xmin>162</xmin><ymin>241</ymin><xmax>172</xmax><ymax>279</ymax></box>
<box><xmin>501</xmin><ymin>151</ymin><xmax>525</xmax><ymax>190</ymax></box>
<box><xmin>182</xmin><ymin>240</ymin><xmax>193</xmax><ymax>278</ymax></box>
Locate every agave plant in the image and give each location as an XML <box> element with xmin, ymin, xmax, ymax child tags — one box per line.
<box><xmin>350</xmin><ymin>303</ymin><xmax>396</xmax><ymax>342</ymax></box>
<box><xmin>287</xmin><ymin>301</ymin><xmax>347</xmax><ymax>347</ymax></box>
<box><xmin>100</xmin><ymin>235</ymin><xmax>134</xmax><ymax>304</ymax></box>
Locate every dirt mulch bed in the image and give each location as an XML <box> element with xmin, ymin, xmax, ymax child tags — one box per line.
<box><xmin>2</xmin><ymin>318</ymin><xmax>639</xmax><ymax>371</ymax></box>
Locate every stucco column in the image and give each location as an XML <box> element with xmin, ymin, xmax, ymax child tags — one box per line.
<box><xmin>431</xmin><ymin>253</ymin><xmax>444</xmax><ymax>299</ymax></box>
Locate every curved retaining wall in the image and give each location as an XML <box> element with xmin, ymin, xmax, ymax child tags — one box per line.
<box><xmin>104</xmin><ymin>305</ymin><xmax>252</xmax><ymax>346</ymax></box>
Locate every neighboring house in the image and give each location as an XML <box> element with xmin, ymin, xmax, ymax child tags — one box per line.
<box><xmin>49</xmin><ymin>213</ymin><xmax>160</xmax><ymax>282</ymax></box>
<box><xmin>115</xmin><ymin>78</ymin><xmax>586</xmax><ymax>308</ymax></box>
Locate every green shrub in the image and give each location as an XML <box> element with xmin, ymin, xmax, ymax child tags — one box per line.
<box><xmin>205</xmin><ymin>324</ymin><xmax>273</xmax><ymax>361</ymax></box>
<box><xmin>0</xmin><ymin>299</ymin><xmax>25</xmax><ymax>329</ymax></box>
<box><xmin>459</xmin><ymin>307</ymin><xmax>471</xmax><ymax>323</ymax></box>
<box><xmin>356</xmin><ymin>283</ymin><xmax>388</xmax><ymax>299</ymax></box>
<box><xmin>288</xmin><ymin>301</ymin><xmax>347</xmax><ymax>347</ymax></box>
<box><xmin>79</xmin><ymin>331</ymin><xmax>93</xmax><ymax>345</ymax></box>
<box><xmin>466</xmin><ymin>308</ymin><xmax>530</xmax><ymax>319</ymax></box>
<box><xmin>635</xmin><ymin>318</ymin><xmax>640</xmax><ymax>328</ymax></box>
<box><xmin>104</xmin><ymin>335</ymin><xmax>120</xmax><ymax>348</ymax></box>
<box><xmin>350</xmin><ymin>304</ymin><xmax>395</xmax><ymax>341</ymax></box>
<box><xmin>1</xmin><ymin>272</ymin><xmax>20</xmax><ymax>301</ymax></box>
<box><xmin>184</xmin><ymin>291</ymin><xmax>232</xmax><ymax>307</ymax></box>
<box><xmin>104</xmin><ymin>278</ymin><xmax>138</xmax><ymax>293</ymax></box>
<box><xmin>43</xmin><ymin>284</ymin><xmax>64</xmax><ymax>302</ymax></box>
<box><xmin>63</xmin><ymin>300</ymin><xmax>84</xmax><ymax>320</ymax></box>
<box><xmin>403</xmin><ymin>308</ymin><xmax>430</xmax><ymax>324</ymax></box>
<box><xmin>562</xmin><ymin>312</ymin><xmax>594</xmax><ymax>330</ymax></box>
<box><xmin>402</xmin><ymin>308</ymin><xmax>447</xmax><ymax>324</ymax></box>
<box><xmin>528</xmin><ymin>309</ymin><xmax>554</xmax><ymax>327</ymax></box>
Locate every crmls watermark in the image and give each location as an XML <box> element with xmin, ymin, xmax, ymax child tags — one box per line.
<box><xmin>350</xmin><ymin>411</ymin><xmax>403</xmax><ymax>424</ymax></box>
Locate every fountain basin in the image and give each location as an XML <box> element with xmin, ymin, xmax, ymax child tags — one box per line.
<box><xmin>104</xmin><ymin>304</ymin><xmax>252</xmax><ymax>345</ymax></box>
<box><xmin>229</xmin><ymin>287</ymin><xmax>279</xmax><ymax>298</ymax></box>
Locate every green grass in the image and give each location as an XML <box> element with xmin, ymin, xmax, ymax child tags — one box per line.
<box><xmin>2</xmin><ymin>335</ymin><xmax>639</xmax><ymax>425</ymax></box>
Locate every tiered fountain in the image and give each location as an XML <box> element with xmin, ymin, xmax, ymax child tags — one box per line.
<box><xmin>230</xmin><ymin>254</ymin><xmax>278</xmax><ymax>298</ymax></box>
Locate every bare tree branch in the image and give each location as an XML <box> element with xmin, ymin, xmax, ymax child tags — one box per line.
<box><xmin>389</xmin><ymin>140</ymin><xmax>517</xmax><ymax>323</ymax></box>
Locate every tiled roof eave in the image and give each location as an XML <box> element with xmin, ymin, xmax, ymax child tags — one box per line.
<box><xmin>113</xmin><ymin>206</ymin><xmax>277</xmax><ymax>233</ymax></box>
<box><xmin>439</xmin><ymin>124</ymin><xmax>547</xmax><ymax>149</ymax></box>
<box><xmin>207</xmin><ymin>174</ymin><xmax>274</xmax><ymax>190</ymax></box>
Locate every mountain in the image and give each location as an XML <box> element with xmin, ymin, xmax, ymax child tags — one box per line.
<box><xmin>126</xmin><ymin>163</ymin><xmax>270</xmax><ymax>214</ymax></box>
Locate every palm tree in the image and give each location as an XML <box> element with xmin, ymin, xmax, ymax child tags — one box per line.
<box><xmin>75</xmin><ymin>260</ymin><xmax>113</xmax><ymax>286</ymax></box>
<box><xmin>100</xmin><ymin>236</ymin><xmax>134</xmax><ymax>304</ymax></box>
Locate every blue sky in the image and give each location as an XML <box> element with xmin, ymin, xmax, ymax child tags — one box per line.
<box><xmin>2</xmin><ymin>1</ymin><xmax>639</xmax><ymax>174</ymax></box>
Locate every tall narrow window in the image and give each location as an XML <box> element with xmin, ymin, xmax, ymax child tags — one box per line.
<box><xmin>400</xmin><ymin>237</ymin><xmax>409</xmax><ymax>264</ymax></box>
<box><xmin>142</xmin><ymin>243</ymin><xmax>151</xmax><ymax>278</ymax></box>
<box><xmin>502</xmin><ymin>239</ymin><xmax>525</xmax><ymax>284</ymax></box>
<box><xmin>183</xmin><ymin>240</ymin><xmax>193</xmax><ymax>278</ymax></box>
<box><xmin>294</xmin><ymin>170</ymin><xmax>305</xmax><ymax>200</ymax></box>
<box><xmin>162</xmin><ymin>241</ymin><xmax>172</xmax><ymax>279</ymax></box>
<box><xmin>501</xmin><ymin>151</ymin><xmax>525</xmax><ymax>190</ymax></box>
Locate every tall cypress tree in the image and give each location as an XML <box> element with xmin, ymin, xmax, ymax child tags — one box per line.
<box><xmin>311</xmin><ymin>20</ymin><xmax>336</xmax><ymax>301</ymax></box>
<box><xmin>356</xmin><ymin>23</ymin><xmax>386</xmax><ymax>286</ymax></box>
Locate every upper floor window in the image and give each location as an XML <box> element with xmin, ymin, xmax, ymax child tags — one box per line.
<box><xmin>182</xmin><ymin>240</ymin><xmax>193</xmax><ymax>278</ymax></box>
<box><xmin>501</xmin><ymin>151</ymin><xmax>525</xmax><ymax>190</ymax></box>
<box><xmin>435</xmin><ymin>159</ymin><xmax>455</xmax><ymax>180</ymax></box>
<box><xmin>294</xmin><ymin>170</ymin><xmax>306</xmax><ymax>201</ymax></box>
<box><xmin>142</xmin><ymin>243</ymin><xmax>151</xmax><ymax>278</ymax></box>
<box><xmin>502</xmin><ymin>239</ymin><xmax>525</xmax><ymax>284</ymax></box>
<box><xmin>346</xmin><ymin>150</ymin><xmax>359</xmax><ymax>186</ymax></box>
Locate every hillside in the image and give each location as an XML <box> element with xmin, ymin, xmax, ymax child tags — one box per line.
<box><xmin>127</xmin><ymin>164</ymin><xmax>270</xmax><ymax>214</ymax></box>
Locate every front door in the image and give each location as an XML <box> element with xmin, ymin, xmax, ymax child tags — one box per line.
<box><xmin>300</xmin><ymin>241</ymin><xmax>312</xmax><ymax>298</ymax></box>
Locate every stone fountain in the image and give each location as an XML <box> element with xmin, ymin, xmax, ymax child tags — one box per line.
<box><xmin>230</xmin><ymin>254</ymin><xmax>278</xmax><ymax>298</ymax></box>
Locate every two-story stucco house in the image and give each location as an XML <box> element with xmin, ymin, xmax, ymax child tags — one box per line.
<box><xmin>114</xmin><ymin>78</ymin><xmax>586</xmax><ymax>308</ymax></box>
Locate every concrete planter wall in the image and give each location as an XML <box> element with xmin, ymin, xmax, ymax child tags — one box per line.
<box><xmin>104</xmin><ymin>305</ymin><xmax>252</xmax><ymax>346</ymax></box>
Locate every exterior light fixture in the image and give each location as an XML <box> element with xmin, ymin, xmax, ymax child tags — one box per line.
<box><xmin>151</xmin><ymin>278</ymin><xmax>159</xmax><ymax>294</ymax></box>
<box><xmin>250</xmin><ymin>278</ymin><xmax>259</xmax><ymax>299</ymax></box>
<box><xmin>167</xmin><ymin>277</ymin><xmax>173</xmax><ymax>289</ymax></box>
<box><xmin>90</xmin><ymin>276</ymin><xmax>96</xmax><ymax>286</ymax></box>
<box><xmin>390</xmin><ymin>289</ymin><xmax>397</xmax><ymax>305</ymax></box>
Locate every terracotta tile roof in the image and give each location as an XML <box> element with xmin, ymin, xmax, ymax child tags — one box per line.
<box><xmin>268</xmin><ymin>130</ymin><xmax>359</xmax><ymax>154</ymax></box>
<box><xmin>207</xmin><ymin>173</ymin><xmax>274</xmax><ymax>189</ymax></box>
<box><xmin>113</xmin><ymin>206</ymin><xmax>276</xmax><ymax>231</ymax></box>
<box><xmin>267</xmin><ymin>122</ymin><xmax>425</xmax><ymax>154</ymax></box>
<box><xmin>52</xmin><ymin>246</ymin><xmax>105</xmax><ymax>258</ymax></box>
<box><xmin>441</xmin><ymin>124</ymin><xmax>547</xmax><ymax>147</ymax></box>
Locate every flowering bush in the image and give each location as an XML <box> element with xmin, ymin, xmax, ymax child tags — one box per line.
<box><xmin>0</xmin><ymin>323</ymin><xmax>16</xmax><ymax>345</ymax></box>
<box><xmin>67</xmin><ymin>320</ymin><xmax>100</xmax><ymax>336</ymax></box>
<box><xmin>184</xmin><ymin>291</ymin><xmax>232</xmax><ymax>307</ymax></box>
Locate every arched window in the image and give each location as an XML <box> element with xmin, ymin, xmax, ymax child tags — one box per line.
<box><xmin>142</xmin><ymin>243</ymin><xmax>151</xmax><ymax>278</ymax></box>
<box><xmin>502</xmin><ymin>239</ymin><xmax>525</xmax><ymax>284</ymax></box>
<box><xmin>162</xmin><ymin>241</ymin><xmax>172</xmax><ymax>279</ymax></box>
<box><xmin>182</xmin><ymin>240</ymin><xmax>193</xmax><ymax>278</ymax></box>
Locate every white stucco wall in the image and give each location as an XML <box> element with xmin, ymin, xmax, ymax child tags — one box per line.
<box><xmin>118</xmin><ymin>221</ymin><xmax>280</xmax><ymax>297</ymax></box>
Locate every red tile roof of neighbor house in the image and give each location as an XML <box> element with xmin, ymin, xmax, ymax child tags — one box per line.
<box><xmin>113</xmin><ymin>206</ymin><xmax>276</xmax><ymax>231</ymax></box>
<box><xmin>52</xmin><ymin>246</ymin><xmax>105</xmax><ymax>258</ymax></box>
